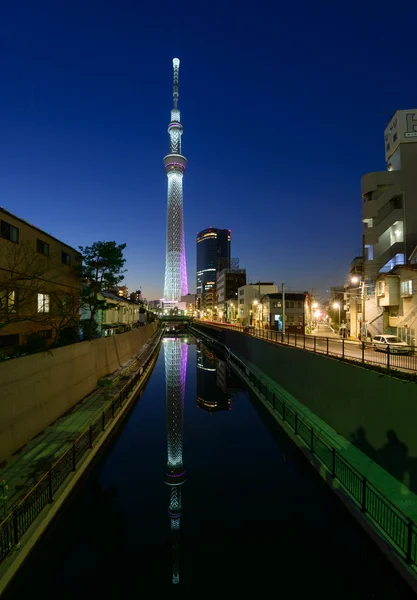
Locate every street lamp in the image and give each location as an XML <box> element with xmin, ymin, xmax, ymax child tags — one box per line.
<box><xmin>350</xmin><ymin>276</ymin><xmax>366</xmax><ymax>340</ymax></box>
<box><xmin>332</xmin><ymin>302</ymin><xmax>340</xmax><ymax>329</ymax></box>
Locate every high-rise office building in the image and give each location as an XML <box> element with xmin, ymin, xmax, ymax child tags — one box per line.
<box><xmin>163</xmin><ymin>58</ymin><xmax>188</xmax><ymax>302</ymax></box>
<box><xmin>196</xmin><ymin>228</ymin><xmax>230</xmax><ymax>304</ymax></box>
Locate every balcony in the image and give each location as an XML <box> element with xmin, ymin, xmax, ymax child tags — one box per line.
<box><xmin>361</xmin><ymin>171</ymin><xmax>397</xmax><ymax>196</ymax></box>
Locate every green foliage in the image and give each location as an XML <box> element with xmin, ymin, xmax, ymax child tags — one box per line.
<box><xmin>77</xmin><ymin>241</ymin><xmax>126</xmax><ymax>340</ymax></box>
<box><xmin>54</xmin><ymin>326</ymin><xmax>79</xmax><ymax>347</ymax></box>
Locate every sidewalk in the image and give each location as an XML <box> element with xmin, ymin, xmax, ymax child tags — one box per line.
<box><xmin>0</xmin><ymin>329</ymin><xmax>161</xmax><ymax>514</ymax></box>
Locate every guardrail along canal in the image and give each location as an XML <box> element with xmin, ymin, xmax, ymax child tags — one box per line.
<box><xmin>3</xmin><ymin>335</ymin><xmax>415</xmax><ymax>598</ymax></box>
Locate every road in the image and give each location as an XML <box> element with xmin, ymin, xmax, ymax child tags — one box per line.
<box><xmin>254</xmin><ymin>328</ymin><xmax>417</xmax><ymax>373</ymax></box>
<box><xmin>197</xmin><ymin>321</ymin><xmax>417</xmax><ymax>373</ymax></box>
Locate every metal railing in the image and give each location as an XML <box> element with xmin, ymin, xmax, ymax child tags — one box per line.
<box><xmin>0</xmin><ymin>335</ymin><xmax>161</xmax><ymax>566</ymax></box>
<box><xmin>197</xmin><ymin>321</ymin><xmax>417</xmax><ymax>373</ymax></box>
<box><xmin>226</xmin><ymin>350</ymin><xmax>417</xmax><ymax>567</ymax></box>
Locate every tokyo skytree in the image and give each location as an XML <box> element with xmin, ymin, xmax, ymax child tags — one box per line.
<box><xmin>163</xmin><ymin>338</ymin><xmax>188</xmax><ymax>584</ymax></box>
<box><xmin>163</xmin><ymin>58</ymin><xmax>188</xmax><ymax>301</ymax></box>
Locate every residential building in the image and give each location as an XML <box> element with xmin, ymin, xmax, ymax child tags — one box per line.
<box><xmin>129</xmin><ymin>289</ymin><xmax>142</xmax><ymax>303</ymax></box>
<box><xmin>100</xmin><ymin>292</ymin><xmax>144</xmax><ymax>336</ymax></box>
<box><xmin>110</xmin><ymin>285</ymin><xmax>129</xmax><ymax>299</ymax></box>
<box><xmin>196</xmin><ymin>228</ymin><xmax>231</xmax><ymax>307</ymax></box>
<box><xmin>263</xmin><ymin>292</ymin><xmax>310</xmax><ymax>333</ymax></box>
<box><xmin>236</xmin><ymin>283</ymin><xmax>277</xmax><ymax>325</ymax></box>
<box><xmin>0</xmin><ymin>207</ymin><xmax>82</xmax><ymax>349</ymax></box>
<box><xmin>361</xmin><ymin>109</ymin><xmax>417</xmax><ymax>336</ymax></box>
<box><xmin>374</xmin><ymin>265</ymin><xmax>417</xmax><ymax>346</ymax></box>
<box><xmin>216</xmin><ymin>268</ymin><xmax>246</xmax><ymax>321</ymax></box>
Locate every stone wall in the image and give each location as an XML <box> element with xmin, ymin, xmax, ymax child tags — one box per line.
<box><xmin>0</xmin><ymin>323</ymin><xmax>158</xmax><ymax>462</ymax></box>
<box><xmin>196</xmin><ymin>324</ymin><xmax>417</xmax><ymax>491</ymax></box>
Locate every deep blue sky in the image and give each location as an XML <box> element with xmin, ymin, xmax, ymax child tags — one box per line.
<box><xmin>1</xmin><ymin>1</ymin><xmax>416</xmax><ymax>300</ymax></box>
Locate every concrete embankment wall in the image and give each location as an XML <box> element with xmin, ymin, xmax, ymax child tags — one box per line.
<box><xmin>197</xmin><ymin>325</ymin><xmax>417</xmax><ymax>491</ymax></box>
<box><xmin>0</xmin><ymin>323</ymin><xmax>158</xmax><ymax>462</ymax></box>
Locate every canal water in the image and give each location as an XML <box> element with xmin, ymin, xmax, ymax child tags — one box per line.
<box><xmin>3</xmin><ymin>336</ymin><xmax>415</xmax><ymax>598</ymax></box>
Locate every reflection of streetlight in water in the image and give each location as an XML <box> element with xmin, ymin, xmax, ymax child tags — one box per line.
<box><xmin>163</xmin><ymin>338</ymin><xmax>187</xmax><ymax>585</ymax></box>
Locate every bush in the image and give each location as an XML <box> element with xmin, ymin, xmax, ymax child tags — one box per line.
<box><xmin>55</xmin><ymin>326</ymin><xmax>79</xmax><ymax>347</ymax></box>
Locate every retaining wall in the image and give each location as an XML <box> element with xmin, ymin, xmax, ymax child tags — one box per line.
<box><xmin>196</xmin><ymin>324</ymin><xmax>417</xmax><ymax>491</ymax></box>
<box><xmin>0</xmin><ymin>323</ymin><xmax>158</xmax><ymax>462</ymax></box>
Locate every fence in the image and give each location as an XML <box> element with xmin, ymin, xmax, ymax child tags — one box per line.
<box><xmin>226</xmin><ymin>349</ymin><xmax>417</xmax><ymax>567</ymax></box>
<box><xmin>197</xmin><ymin>321</ymin><xmax>417</xmax><ymax>373</ymax></box>
<box><xmin>0</xmin><ymin>334</ymin><xmax>161</xmax><ymax>567</ymax></box>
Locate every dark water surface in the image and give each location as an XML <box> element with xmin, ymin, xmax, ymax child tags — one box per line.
<box><xmin>3</xmin><ymin>338</ymin><xmax>415</xmax><ymax>598</ymax></box>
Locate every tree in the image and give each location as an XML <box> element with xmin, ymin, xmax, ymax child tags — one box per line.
<box><xmin>0</xmin><ymin>240</ymin><xmax>53</xmax><ymax>331</ymax></box>
<box><xmin>77</xmin><ymin>241</ymin><xmax>126</xmax><ymax>340</ymax></box>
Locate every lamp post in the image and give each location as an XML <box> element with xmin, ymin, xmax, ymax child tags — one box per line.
<box><xmin>332</xmin><ymin>302</ymin><xmax>340</xmax><ymax>330</ymax></box>
<box><xmin>351</xmin><ymin>276</ymin><xmax>366</xmax><ymax>340</ymax></box>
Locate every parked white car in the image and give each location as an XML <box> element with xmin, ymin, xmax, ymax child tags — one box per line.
<box><xmin>372</xmin><ymin>335</ymin><xmax>412</xmax><ymax>355</ymax></box>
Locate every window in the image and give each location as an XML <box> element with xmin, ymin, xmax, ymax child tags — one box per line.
<box><xmin>288</xmin><ymin>315</ymin><xmax>294</xmax><ymax>322</ymax></box>
<box><xmin>239</xmin><ymin>299</ymin><xmax>244</xmax><ymax>304</ymax></box>
<box><xmin>290</xmin><ymin>301</ymin><xmax>294</xmax><ymax>308</ymax></box>
<box><xmin>297</xmin><ymin>302</ymin><xmax>302</xmax><ymax>308</ymax></box>
<box><xmin>0</xmin><ymin>290</ymin><xmax>16</xmax><ymax>313</ymax></box>
<box><xmin>37</xmin><ymin>239</ymin><xmax>50</xmax><ymax>256</ymax></box>
<box><xmin>0</xmin><ymin>334</ymin><xmax>19</xmax><ymax>347</ymax></box>
<box><xmin>401</xmin><ymin>280</ymin><xmax>413</xmax><ymax>297</ymax></box>
<box><xmin>239</xmin><ymin>289</ymin><xmax>244</xmax><ymax>295</ymax></box>
<box><xmin>297</xmin><ymin>316</ymin><xmax>303</xmax><ymax>323</ymax></box>
<box><xmin>37</xmin><ymin>293</ymin><xmax>50</xmax><ymax>313</ymax></box>
<box><xmin>0</xmin><ymin>220</ymin><xmax>19</xmax><ymax>243</ymax></box>
<box><xmin>61</xmin><ymin>252</ymin><xmax>71</xmax><ymax>266</ymax></box>
<box><xmin>37</xmin><ymin>329</ymin><xmax>52</xmax><ymax>339</ymax></box>
<box><xmin>393</xmin><ymin>133</ymin><xmax>398</xmax><ymax>142</ymax></box>
<box><xmin>285</xmin><ymin>301</ymin><xmax>289</xmax><ymax>308</ymax></box>
<box><xmin>376</xmin><ymin>281</ymin><xmax>385</xmax><ymax>296</ymax></box>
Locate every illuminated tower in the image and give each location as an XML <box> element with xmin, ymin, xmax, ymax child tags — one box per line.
<box><xmin>164</xmin><ymin>338</ymin><xmax>188</xmax><ymax>584</ymax></box>
<box><xmin>163</xmin><ymin>58</ymin><xmax>188</xmax><ymax>301</ymax></box>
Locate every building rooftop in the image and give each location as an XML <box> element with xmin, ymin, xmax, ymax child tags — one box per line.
<box><xmin>265</xmin><ymin>292</ymin><xmax>307</xmax><ymax>300</ymax></box>
<box><xmin>0</xmin><ymin>207</ymin><xmax>81</xmax><ymax>255</ymax></box>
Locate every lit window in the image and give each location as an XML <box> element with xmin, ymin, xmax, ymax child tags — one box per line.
<box><xmin>0</xmin><ymin>290</ymin><xmax>16</xmax><ymax>313</ymax></box>
<box><xmin>0</xmin><ymin>220</ymin><xmax>19</xmax><ymax>243</ymax></box>
<box><xmin>400</xmin><ymin>280</ymin><xmax>413</xmax><ymax>297</ymax></box>
<box><xmin>377</xmin><ymin>281</ymin><xmax>385</xmax><ymax>297</ymax></box>
<box><xmin>38</xmin><ymin>293</ymin><xmax>50</xmax><ymax>313</ymax></box>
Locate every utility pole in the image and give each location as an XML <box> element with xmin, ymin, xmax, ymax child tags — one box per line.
<box><xmin>282</xmin><ymin>283</ymin><xmax>285</xmax><ymax>336</ymax></box>
<box><xmin>361</xmin><ymin>281</ymin><xmax>366</xmax><ymax>340</ymax></box>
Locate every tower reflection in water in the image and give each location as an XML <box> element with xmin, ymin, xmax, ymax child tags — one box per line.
<box><xmin>196</xmin><ymin>343</ymin><xmax>231</xmax><ymax>413</ymax></box>
<box><xmin>163</xmin><ymin>337</ymin><xmax>188</xmax><ymax>585</ymax></box>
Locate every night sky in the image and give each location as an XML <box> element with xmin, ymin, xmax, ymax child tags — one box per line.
<box><xmin>1</xmin><ymin>1</ymin><xmax>416</xmax><ymax>300</ymax></box>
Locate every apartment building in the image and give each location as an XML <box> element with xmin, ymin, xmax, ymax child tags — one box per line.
<box><xmin>236</xmin><ymin>283</ymin><xmax>278</xmax><ymax>325</ymax></box>
<box><xmin>360</xmin><ymin>110</ymin><xmax>417</xmax><ymax>337</ymax></box>
<box><xmin>263</xmin><ymin>292</ymin><xmax>310</xmax><ymax>333</ymax></box>
<box><xmin>0</xmin><ymin>208</ymin><xmax>82</xmax><ymax>348</ymax></box>
<box><xmin>374</xmin><ymin>265</ymin><xmax>417</xmax><ymax>346</ymax></box>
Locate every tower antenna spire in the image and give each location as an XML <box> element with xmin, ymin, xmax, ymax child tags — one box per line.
<box><xmin>173</xmin><ymin>58</ymin><xmax>180</xmax><ymax>109</ymax></box>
